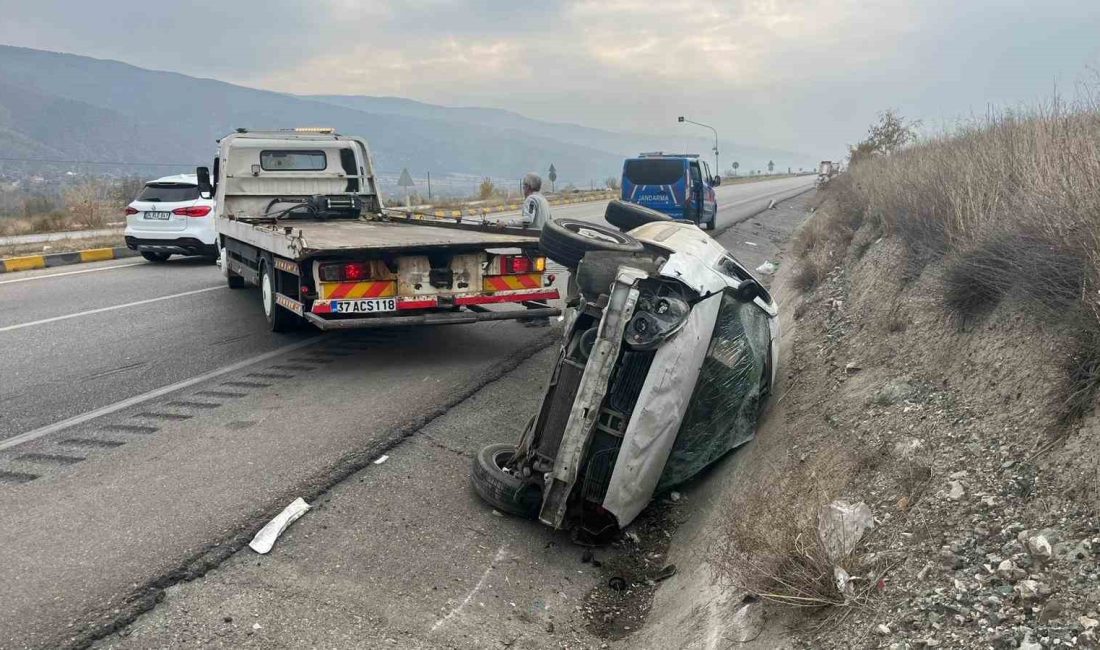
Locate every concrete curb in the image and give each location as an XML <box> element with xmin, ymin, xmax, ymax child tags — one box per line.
<box><xmin>0</xmin><ymin>246</ymin><xmax>139</xmax><ymax>274</ymax></box>
<box><xmin>419</xmin><ymin>191</ymin><xmax>617</xmax><ymax>219</ymax></box>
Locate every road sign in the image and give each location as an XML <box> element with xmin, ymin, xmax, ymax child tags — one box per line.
<box><xmin>397</xmin><ymin>168</ymin><xmax>415</xmax><ymax>187</ymax></box>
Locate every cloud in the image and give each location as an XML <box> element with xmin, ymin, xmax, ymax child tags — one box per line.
<box><xmin>1</xmin><ymin>0</ymin><xmax>1098</xmax><ymax>156</ymax></box>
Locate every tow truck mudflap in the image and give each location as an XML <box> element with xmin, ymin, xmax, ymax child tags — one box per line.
<box><xmin>303</xmin><ymin>306</ymin><xmax>560</xmax><ymax>330</ymax></box>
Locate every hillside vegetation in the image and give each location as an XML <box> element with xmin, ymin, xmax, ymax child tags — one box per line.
<box><xmin>713</xmin><ymin>105</ymin><xmax>1100</xmax><ymax>649</ymax></box>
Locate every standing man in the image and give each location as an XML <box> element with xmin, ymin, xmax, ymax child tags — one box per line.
<box><xmin>516</xmin><ymin>172</ymin><xmax>552</xmax><ymax>326</ymax></box>
<box><xmin>520</xmin><ymin>172</ymin><xmax>551</xmax><ymax>230</ymax></box>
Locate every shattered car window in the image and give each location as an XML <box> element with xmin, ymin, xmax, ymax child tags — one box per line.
<box><xmin>658</xmin><ymin>290</ymin><xmax>771</xmax><ymax>491</ymax></box>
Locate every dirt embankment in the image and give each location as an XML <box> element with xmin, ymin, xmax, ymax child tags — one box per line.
<box><xmin>699</xmin><ymin>185</ymin><xmax>1100</xmax><ymax>649</ymax></box>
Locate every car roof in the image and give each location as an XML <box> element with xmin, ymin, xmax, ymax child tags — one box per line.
<box><xmin>146</xmin><ymin>174</ymin><xmax>197</xmax><ymax>186</ymax></box>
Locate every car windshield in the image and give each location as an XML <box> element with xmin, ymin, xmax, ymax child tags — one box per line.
<box><xmin>137</xmin><ymin>184</ymin><xmax>199</xmax><ymax>202</ymax></box>
<box><xmin>623</xmin><ymin>159</ymin><xmax>684</xmax><ymax>185</ymax></box>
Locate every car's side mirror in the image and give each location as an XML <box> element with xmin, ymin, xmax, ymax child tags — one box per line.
<box><xmin>733</xmin><ymin>278</ymin><xmax>764</xmax><ymax>303</ymax></box>
<box><xmin>196</xmin><ymin>166</ymin><xmax>213</xmax><ymax>199</ymax></box>
<box><xmin>712</xmin><ymin>176</ymin><xmax>722</xmax><ymax>186</ymax></box>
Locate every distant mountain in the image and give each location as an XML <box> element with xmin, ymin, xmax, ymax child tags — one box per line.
<box><xmin>0</xmin><ymin>45</ymin><xmax>811</xmax><ymax>191</ymax></box>
<box><xmin>308</xmin><ymin>94</ymin><xmax>807</xmax><ymax>173</ymax></box>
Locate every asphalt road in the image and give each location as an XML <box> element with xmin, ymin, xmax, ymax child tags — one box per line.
<box><xmin>0</xmin><ymin>175</ymin><xmax>813</xmax><ymax>649</ymax></box>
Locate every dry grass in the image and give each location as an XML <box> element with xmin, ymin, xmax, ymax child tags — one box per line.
<box><xmin>822</xmin><ymin>98</ymin><xmax>1100</xmax><ymax>422</ymax></box>
<box><xmin>712</xmin><ymin>445</ymin><xmax>868</xmax><ymax>609</ymax></box>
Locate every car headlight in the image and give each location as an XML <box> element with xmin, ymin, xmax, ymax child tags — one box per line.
<box><xmin>624</xmin><ymin>293</ymin><xmax>690</xmax><ymax>350</ymax></box>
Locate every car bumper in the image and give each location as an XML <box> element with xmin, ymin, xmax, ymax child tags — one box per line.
<box><xmin>125</xmin><ymin>236</ymin><xmax>217</xmax><ymax>257</ymax></box>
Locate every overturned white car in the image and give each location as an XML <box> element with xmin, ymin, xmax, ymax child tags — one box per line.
<box><xmin>472</xmin><ymin>201</ymin><xmax>779</xmax><ymax>534</ymax></box>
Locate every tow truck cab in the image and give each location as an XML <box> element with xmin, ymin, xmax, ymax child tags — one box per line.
<box><xmin>201</xmin><ymin>129</ymin><xmax>559</xmax><ymax>332</ymax></box>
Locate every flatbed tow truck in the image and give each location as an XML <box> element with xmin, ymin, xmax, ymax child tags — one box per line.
<box><xmin>196</xmin><ymin>128</ymin><xmax>560</xmax><ymax>331</ymax></box>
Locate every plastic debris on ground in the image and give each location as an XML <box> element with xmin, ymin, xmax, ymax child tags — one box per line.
<box><xmin>755</xmin><ymin>260</ymin><xmax>777</xmax><ymax>275</ymax></box>
<box><xmin>248</xmin><ymin>497</ymin><xmax>311</xmax><ymax>554</ymax></box>
<box><xmin>373</xmin><ymin>454</ymin><xmax>389</xmax><ymax>465</ymax></box>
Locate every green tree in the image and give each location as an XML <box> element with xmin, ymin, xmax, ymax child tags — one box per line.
<box><xmin>767</xmin><ymin>160</ymin><xmax>775</xmax><ymax>174</ymax></box>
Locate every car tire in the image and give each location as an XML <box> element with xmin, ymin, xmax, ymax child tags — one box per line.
<box><xmin>604</xmin><ymin>200</ymin><xmax>672</xmax><ymax>232</ymax></box>
<box><xmin>539</xmin><ymin>218</ymin><xmax>645</xmax><ymax>268</ymax></box>
<box><xmin>471</xmin><ymin>443</ymin><xmax>542</xmax><ymax>519</ymax></box>
<box><xmin>260</xmin><ymin>261</ymin><xmax>297</xmax><ymax>332</ymax></box>
<box><xmin>141</xmin><ymin>251</ymin><xmax>170</xmax><ymax>263</ymax></box>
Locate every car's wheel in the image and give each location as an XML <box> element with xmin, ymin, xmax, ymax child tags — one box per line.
<box><xmin>604</xmin><ymin>200</ymin><xmax>672</xmax><ymax>232</ymax></box>
<box><xmin>539</xmin><ymin>218</ymin><xmax>645</xmax><ymax>268</ymax></box>
<box><xmin>704</xmin><ymin>217</ymin><xmax>717</xmax><ymax>231</ymax></box>
<box><xmin>141</xmin><ymin>251</ymin><xmax>170</xmax><ymax>263</ymax></box>
<box><xmin>260</xmin><ymin>261</ymin><xmax>296</xmax><ymax>332</ymax></box>
<box><xmin>221</xmin><ymin>241</ymin><xmax>246</xmax><ymax>289</ymax></box>
<box><xmin>471</xmin><ymin>443</ymin><xmax>542</xmax><ymax>519</ymax></box>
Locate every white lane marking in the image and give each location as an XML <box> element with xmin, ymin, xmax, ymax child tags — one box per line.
<box><xmin>0</xmin><ymin>335</ymin><xmax>326</xmax><ymax>452</ymax></box>
<box><xmin>430</xmin><ymin>545</ymin><xmax>508</xmax><ymax>632</ymax></box>
<box><xmin>0</xmin><ymin>261</ymin><xmax>146</xmax><ymax>285</ymax></box>
<box><xmin>0</xmin><ymin>286</ymin><xmax>222</xmax><ymax>334</ymax></box>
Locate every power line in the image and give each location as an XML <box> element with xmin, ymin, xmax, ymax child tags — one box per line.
<box><xmin>0</xmin><ymin>156</ymin><xmax>197</xmax><ymax>167</ymax></box>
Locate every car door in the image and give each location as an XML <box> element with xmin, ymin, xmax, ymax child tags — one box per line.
<box><xmin>700</xmin><ymin>161</ymin><xmax>717</xmax><ymax>222</ymax></box>
<box><xmin>687</xmin><ymin>161</ymin><xmax>704</xmax><ymax>222</ymax></box>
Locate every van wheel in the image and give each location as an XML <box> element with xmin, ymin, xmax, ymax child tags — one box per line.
<box><xmin>260</xmin><ymin>262</ymin><xmax>296</xmax><ymax>332</ymax></box>
<box><xmin>141</xmin><ymin>252</ymin><xmax>170</xmax><ymax>263</ymax></box>
<box><xmin>471</xmin><ymin>443</ymin><xmax>542</xmax><ymax>519</ymax></box>
<box><xmin>604</xmin><ymin>200</ymin><xmax>672</xmax><ymax>232</ymax></box>
<box><xmin>539</xmin><ymin>218</ymin><xmax>644</xmax><ymax>268</ymax></box>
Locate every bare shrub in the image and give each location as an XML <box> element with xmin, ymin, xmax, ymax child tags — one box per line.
<box><xmin>712</xmin><ymin>446</ymin><xmax>863</xmax><ymax>608</ymax></box>
<box><xmin>792</xmin><ymin>261</ymin><xmax>824</xmax><ymax>292</ymax></box>
<box><xmin>477</xmin><ymin>177</ymin><xmax>495</xmax><ymax>200</ymax></box>
<box><xmin>64</xmin><ymin>181</ymin><xmax>112</xmax><ymax>228</ymax></box>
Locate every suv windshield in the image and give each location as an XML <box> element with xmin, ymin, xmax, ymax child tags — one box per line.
<box><xmin>137</xmin><ymin>184</ymin><xmax>199</xmax><ymax>202</ymax></box>
<box><xmin>623</xmin><ymin>159</ymin><xmax>684</xmax><ymax>185</ymax></box>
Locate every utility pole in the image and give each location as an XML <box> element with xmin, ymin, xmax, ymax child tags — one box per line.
<box><xmin>678</xmin><ymin>116</ymin><xmax>719</xmax><ymax>176</ymax></box>
<box><xmin>427</xmin><ymin>171</ymin><xmax>432</xmax><ymax>201</ymax></box>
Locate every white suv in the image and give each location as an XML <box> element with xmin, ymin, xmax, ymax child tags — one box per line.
<box><xmin>124</xmin><ymin>174</ymin><xmax>217</xmax><ymax>262</ymax></box>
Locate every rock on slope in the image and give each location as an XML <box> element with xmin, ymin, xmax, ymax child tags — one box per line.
<box><xmin>759</xmin><ymin>209</ymin><xmax>1100</xmax><ymax>648</ymax></box>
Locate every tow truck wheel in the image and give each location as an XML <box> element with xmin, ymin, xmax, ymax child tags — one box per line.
<box><xmin>471</xmin><ymin>443</ymin><xmax>542</xmax><ymax>519</ymax></box>
<box><xmin>539</xmin><ymin>218</ymin><xmax>644</xmax><ymax>268</ymax></box>
<box><xmin>260</xmin><ymin>262</ymin><xmax>296</xmax><ymax>332</ymax></box>
<box><xmin>221</xmin><ymin>241</ymin><xmax>246</xmax><ymax>289</ymax></box>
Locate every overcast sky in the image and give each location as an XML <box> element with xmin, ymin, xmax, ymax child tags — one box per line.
<box><xmin>1</xmin><ymin>0</ymin><xmax>1098</xmax><ymax>158</ymax></box>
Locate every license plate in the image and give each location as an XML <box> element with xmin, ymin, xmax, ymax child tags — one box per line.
<box><xmin>331</xmin><ymin>298</ymin><xmax>397</xmax><ymax>314</ymax></box>
<box><xmin>144</xmin><ymin>211</ymin><xmax>171</xmax><ymax>220</ymax></box>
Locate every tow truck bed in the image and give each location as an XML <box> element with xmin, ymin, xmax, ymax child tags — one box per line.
<box><xmin>219</xmin><ymin>216</ymin><xmax>540</xmax><ymax>260</ymax></box>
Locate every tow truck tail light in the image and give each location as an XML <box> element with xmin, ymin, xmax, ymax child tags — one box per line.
<box><xmin>124</xmin><ymin>207</ymin><xmax>138</xmax><ymax>215</ymax></box>
<box><xmin>343</xmin><ymin>262</ymin><xmax>368</xmax><ymax>281</ymax></box>
<box><xmin>171</xmin><ymin>206</ymin><xmax>212</xmax><ymax>217</ymax></box>
<box><xmin>318</xmin><ymin>262</ymin><xmax>370</xmax><ymax>282</ymax></box>
<box><xmin>500</xmin><ymin>255</ymin><xmax>545</xmax><ymax>275</ymax></box>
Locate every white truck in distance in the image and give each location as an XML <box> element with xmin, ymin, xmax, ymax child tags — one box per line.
<box><xmin>197</xmin><ymin>129</ymin><xmax>559</xmax><ymax>332</ymax></box>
